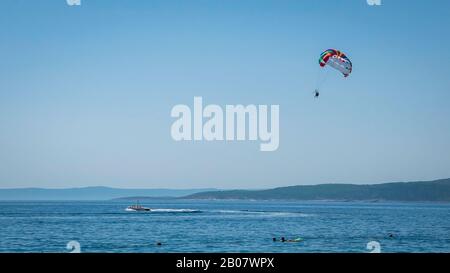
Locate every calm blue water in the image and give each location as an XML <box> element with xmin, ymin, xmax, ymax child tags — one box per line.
<box><xmin>0</xmin><ymin>200</ymin><xmax>449</xmax><ymax>253</ymax></box>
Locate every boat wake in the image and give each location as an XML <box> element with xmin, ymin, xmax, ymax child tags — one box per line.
<box><xmin>146</xmin><ymin>208</ymin><xmax>201</xmax><ymax>213</ymax></box>
<box><xmin>216</xmin><ymin>210</ymin><xmax>314</xmax><ymax>217</ymax></box>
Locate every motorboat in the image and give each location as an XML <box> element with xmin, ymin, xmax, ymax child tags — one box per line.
<box><xmin>125</xmin><ymin>201</ymin><xmax>151</xmax><ymax>212</ymax></box>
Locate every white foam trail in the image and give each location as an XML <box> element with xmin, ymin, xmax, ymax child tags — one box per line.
<box><xmin>215</xmin><ymin>210</ymin><xmax>314</xmax><ymax>217</ymax></box>
<box><xmin>150</xmin><ymin>209</ymin><xmax>200</xmax><ymax>213</ymax></box>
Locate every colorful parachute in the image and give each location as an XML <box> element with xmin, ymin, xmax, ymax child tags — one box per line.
<box><xmin>319</xmin><ymin>49</ymin><xmax>352</xmax><ymax>77</ymax></box>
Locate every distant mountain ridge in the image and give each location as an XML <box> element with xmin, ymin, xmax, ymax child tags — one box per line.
<box><xmin>184</xmin><ymin>179</ymin><xmax>450</xmax><ymax>202</ymax></box>
<box><xmin>0</xmin><ymin>186</ymin><xmax>216</xmax><ymax>201</ymax></box>
<box><xmin>2</xmin><ymin>179</ymin><xmax>450</xmax><ymax>202</ymax></box>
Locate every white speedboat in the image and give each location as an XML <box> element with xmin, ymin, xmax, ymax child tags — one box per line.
<box><xmin>125</xmin><ymin>201</ymin><xmax>151</xmax><ymax>212</ymax></box>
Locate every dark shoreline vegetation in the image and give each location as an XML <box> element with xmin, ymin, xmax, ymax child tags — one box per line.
<box><xmin>183</xmin><ymin>179</ymin><xmax>450</xmax><ymax>202</ymax></box>
<box><xmin>0</xmin><ymin>179</ymin><xmax>449</xmax><ymax>202</ymax></box>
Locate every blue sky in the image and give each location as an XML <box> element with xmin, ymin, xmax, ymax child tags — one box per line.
<box><xmin>0</xmin><ymin>0</ymin><xmax>449</xmax><ymax>188</ymax></box>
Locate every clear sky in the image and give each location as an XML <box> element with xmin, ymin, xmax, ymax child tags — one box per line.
<box><xmin>0</xmin><ymin>0</ymin><xmax>449</xmax><ymax>189</ymax></box>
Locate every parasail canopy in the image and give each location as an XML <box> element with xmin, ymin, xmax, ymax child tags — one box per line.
<box><xmin>319</xmin><ymin>49</ymin><xmax>352</xmax><ymax>77</ymax></box>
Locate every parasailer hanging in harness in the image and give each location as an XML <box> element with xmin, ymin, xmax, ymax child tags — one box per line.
<box><xmin>315</xmin><ymin>49</ymin><xmax>352</xmax><ymax>97</ymax></box>
<box><xmin>314</xmin><ymin>89</ymin><xmax>320</xmax><ymax>98</ymax></box>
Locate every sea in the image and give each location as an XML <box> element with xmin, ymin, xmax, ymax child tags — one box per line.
<box><xmin>0</xmin><ymin>200</ymin><xmax>449</xmax><ymax>253</ymax></box>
